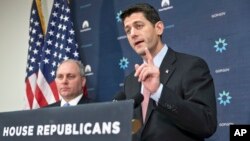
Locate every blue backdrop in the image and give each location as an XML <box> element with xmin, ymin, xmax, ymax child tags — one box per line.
<box><xmin>70</xmin><ymin>0</ymin><xmax>250</xmax><ymax>140</ymax></box>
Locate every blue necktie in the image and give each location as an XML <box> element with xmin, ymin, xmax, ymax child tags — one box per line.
<box><xmin>62</xmin><ymin>103</ymin><xmax>70</xmax><ymax>107</ymax></box>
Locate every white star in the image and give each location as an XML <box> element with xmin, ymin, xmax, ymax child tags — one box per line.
<box><xmin>30</xmin><ymin>37</ymin><xmax>34</xmax><ymax>43</ymax></box>
<box><xmin>30</xmin><ymin>18</ymin><xmax>34</xmax><ymax>23</ymax></box>
<box><xmin>53</xmin><ymin>52</ymin><xmax>58</xmax><ymax>58</ymax></box>
<box><xmin>73</xmin><ymin>51</ymin><xmax>79</xmax><ymax>57</ymax></box>
<box><xmin>34</xmin><ymin>21</ymin><xmax>39</xmax><ymax>26</ymax></box>
<box><xmin>55</xmin><ymin>42</ymin><xmax>59</xmax><ymax>48</ymax></box>
<box><xmin>63</xmin><ymin>56</ymin><xmax>69</xmax><ymax>60</ymax></box>
<box><xmin>33</xmin><ymin>48</ymin><xmax>38</xmax><ymax>54</ymax></box>
<box><xmin>58</xmin><ymin>24</ymin><xmax>62</xmax><ymax>30</ymax></box>
<box><xmin>32</xmin><ymin>29</ymin><xmax>37</xmax><ymax>34</ymax></box>
<box><xmin>36</xmin><ymin>41</ymin><xmax>41</xmax><ymax>47</ymax></box>
<box><xmin>58</xmin><ymin>54</ymin><xmax>62</xmax><ymax>59</ymax></box>
<box><xmin>61</xmin><ymin>5</ymin><xmax>65</xmax><ymax>11</ymax></box>
<box><xmin>50</xmin><ymin>21</ymin><xmax>56</xmax><ymax>26</ymax></box>
<box><xmin>45</xmin><ymin>48</ymin><xmax>51</xmax><ymax>54</ymax></box>
<box><xmin>56</xmin><ymin>33</ymin><xmax>60</xmax><ymax>39</ymax></box>
<box><xmin>65</xmin><ymin>47</ymin><xmax>71</xmax><ymax>52</ymax></box>
<box><xmin>52</xmin><ymin>11</ymin><xmax>58</xmax><ymax>17</ymax></box>
<box><xmin>62</xmin><ymin>25</ymin><xmax>67</xmax><ymax>31</ymax></box>
<box><xmin>64</xmin><ymin>16</ymin><xmax>69</xmax><ymax>22</ymax></box>
<box><xmin>67</xmin><ymin>38</ymin><xmax>73</xmax><ymax>44</ymax></box>
<box><xmin>51</xmin><ymin>71</ymin><xmax>55</xmax><ymax>77</ymax></box>
<box><xmin>52</xmin><ymin>61</ymin><xmax>57</xmax><ymax>67</ymax></box>
<box><xmin>38</xmin><ymin>34</ymin><xmax>43</xmax><ymax>39</ymax></box>
<box><xmin>47</xmin><ymin>39</ymin><xmax>52</xmax><ymax>45</ymax></box>
<box><xmin>60</xmin><ymin>44</ymin><xmax>63</xmax><ymax>50</ymax></box>
<box><xmin>48</xmin><ymin>30</ymin><xmax>54</xmax><ymax>36</ymax></box>
<box><xmin>43</xmin><ymin>58</ymin><xmax>49</xmax><ymax>64</ymax></box>
<box><xmin>65</xmin><ymin>8</ymin><xmax>70</xmax><ymax>13</ymax></box>
<box><xmin>61</xmin><ymin>35</ymin><xmax>65</xmax><ymax>40</ymax></box>
<box><xmin>29</xmin><ymin>65</ymin><xmax>34</xmax><ymax>71</ymax></box>
<box><xmin>60</xmin><ymin>14</ymin><xmax>64</xmax><ymax>21</ymax></box>
<box><xmin>30</xmin><ymin>57</ymin><xmax>36</xmax><ymax>63</ymax></box>
<box><xmin>32</xmin><ymin>9</ymin><xmax>36</xmax><ymax>15</ymax></box>
<box><xmin>69</xmin><ymin>29</ymin><xmax>75</xmax><ymax>35</ymax></box>
<box><xmin>54</xmin><ymin>2</ymin><xmax>60</xmax><ymax>8</ymax></box>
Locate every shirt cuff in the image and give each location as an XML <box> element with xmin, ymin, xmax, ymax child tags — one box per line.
<box><xmin>150</xmin><ymin>83</ymin><xmax>163</xmax><ymax>103</ymax></box>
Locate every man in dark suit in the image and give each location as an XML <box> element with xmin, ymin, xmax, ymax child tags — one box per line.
<box><xmin>47</xmin><ymin>59</ymin><xmax>90</xmax><ymax>107</ymax></box>
<box><xmin>120</xmin><ymin>3</ymin><xmax>217</xmax><ymax>141</ymax></box>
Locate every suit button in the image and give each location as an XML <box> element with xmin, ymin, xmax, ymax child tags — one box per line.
<box><xmin>167</xmin><ymin>104</ymin><xmax>172</xmax><ymax>109</ymax></box>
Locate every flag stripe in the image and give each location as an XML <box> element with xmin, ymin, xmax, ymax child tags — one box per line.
<box><xmin>50</xmin><ymin>81</ymin><xmax>60</xmax><ymax>101</ymax></box>
<box><xmin>37</xmin><ymin>70</ymin><xmax>56</xmax><ymax>104</ymax></box>
<box><xmin>34</xmin><ymin>85</ymin><xmax>48</xmax><ymax>107</ymax></box>
<box><xmin>25</xmin><ymin>79</ymin><xmax>34</xmax><ymax>109</ymax></box>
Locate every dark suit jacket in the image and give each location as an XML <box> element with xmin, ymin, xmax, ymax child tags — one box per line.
<box><xmin>124</xmin><ymin>48</ymin><xmax>217</xmax><ymax>141</ymax></box>
<box><xmin>46</xmin><ymin>95</ymin><xmax>91</xmax><ymax>107</ymax></box>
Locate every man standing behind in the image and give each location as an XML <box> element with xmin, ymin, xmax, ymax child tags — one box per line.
<box><xmin>120</xmin><ymin>3</ymin><xmax>217</xmax><ymax>141</ymax></box>
<box><xmin>47</xmin><ymin>59</ymin><xmax>90</xmax><ymax>107</ymax></box>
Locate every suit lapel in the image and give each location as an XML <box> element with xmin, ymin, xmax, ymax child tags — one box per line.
<box><xmin>160</xmin><ymin>48</ymin><xmax>176</xmax><ymax>85</ymax></box>
<box><xmin>144</xmin><ymin>48</ymin><xmax>176</xmax><ymax>125</ymax></box>
<box><xmin>77</xmin><ymin>95</ymin><xmax>90</xmax><ymax>104</ymax></box>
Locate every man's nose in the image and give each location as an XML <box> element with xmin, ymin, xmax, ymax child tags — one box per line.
<box><xmin>61</xmin><ymin>77</ymin><xmax>68</xmax><ymax>83</ymax></box>
<box><xmin>130</xmin><ymin>28</ymin><xmax>138</xmax><ymax>38</ymax></box>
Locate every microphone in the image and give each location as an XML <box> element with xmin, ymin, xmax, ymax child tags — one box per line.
<box><xmin>113</xmin><ymin>92</ymin><xmax>144</xmax><ymax>134</ymax></box>
<box><xmin>113</xmin><ymin>92</ymin><xmax>143</xmax><ymax>134</ymax></box>
<box><xmin>113</xmin><ymin>91</ymin><xmax>126</xmax><ymax>101</ymax></box>
<box><xmin>130</xmin><ymin>93</ymin><xmax>143</xmax><ymax>134</ymax></box>
<box><xmin>133</xmin><ymin>92</ymin><xmax>144</xmax><ymax>108</ymax></box>
<box><xmin>113</xmin><ymin>92</ymin><xmax>144</xmax><ymax>108</ymax></box>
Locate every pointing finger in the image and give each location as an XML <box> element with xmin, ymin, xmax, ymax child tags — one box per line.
<box><xmin>144</xmin><ymin>48</ymin><xmax>153</xmax><ymax>65</ymax></box>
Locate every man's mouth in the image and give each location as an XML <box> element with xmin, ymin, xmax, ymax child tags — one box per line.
<box><xmin>61</xmin><ymin>88</ymin><xmax>70</xmax><ymax>91</ymax></box>
<box><xmin>134</xmin><ymin>40</ymin><xmax>144</xmax><ymax>46</ymax></box>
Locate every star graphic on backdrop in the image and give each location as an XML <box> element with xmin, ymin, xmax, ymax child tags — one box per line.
<box><xmin>116</xmin><ymin>10</ymin><xmax>122</xmax><ymax>22</ymax></box>
<box><xmin>119</xmin><ymin>57</ymin><xmax>129</xmax><ymax>70</ymax></box>
<box><xmin>217</xmin><ymin>90</ymin><xmax>232</xmax><ymax>106</ymax></box>
<box><xmin>214</xmin><ymin>38</ymin><xmax>228</xmax><ymax>53</ymax></box>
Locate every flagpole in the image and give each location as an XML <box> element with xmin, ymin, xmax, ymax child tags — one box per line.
<box><xmin>35</xmin><ymin>0</ymin><xmax>46</xmax><ymax>35</ymax></box>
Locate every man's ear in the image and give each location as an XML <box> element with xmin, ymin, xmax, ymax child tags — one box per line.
<box><xmin>155</xmin><ymin>21</ymin><xmax>164</xmax><ymax>36</ymax></box>
<box><xmin>81</xmin><ymin>77</ymin><xmax>86</xmax><ymax>87</ymax></box>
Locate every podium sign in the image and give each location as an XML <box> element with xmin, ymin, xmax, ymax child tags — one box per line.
<box><xmin>0</xmin><ymin>100</ymin><xmax>133</xmax><ymax>141</ymax></box>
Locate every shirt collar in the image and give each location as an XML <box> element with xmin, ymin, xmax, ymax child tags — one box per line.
<box><xmin>60</xmin><ymin>94</ymin><xmax>83</xmax><ymax>107</ymax></box>
<box><xmin>152</xmin><ymin>44</ymin><xmax>168</xmax><ymax>68</ymax></box>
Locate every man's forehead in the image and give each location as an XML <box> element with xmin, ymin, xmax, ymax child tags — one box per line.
<box><xmin>124</xmin><ymin>13</ymin><xmax>146</xmax><ymax>25</ymax></box>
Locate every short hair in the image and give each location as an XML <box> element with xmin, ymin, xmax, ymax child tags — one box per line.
<box><xmin>120</xmin><ymin>3</ymin><xmax>161</xmax><ymax>25</ymax></box>
<box><xmin>57</xmin><ymin>59</ymin><xmax>85</xmax><ymax>77</ymax></box>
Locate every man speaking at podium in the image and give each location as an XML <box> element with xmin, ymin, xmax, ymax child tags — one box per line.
<box><xmin>120</xmin><ymin>3</ymin><xmax>217</xmax><ymax>141</ymax></box>
<box><xmin>47</xmin><ymin>59</ymin><xmax>90</xmax><ymax>107</ymax></box>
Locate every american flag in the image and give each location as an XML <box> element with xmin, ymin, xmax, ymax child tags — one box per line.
<box><xmin>25</xmin><ymin>0</ymin><xmax>81</xmax><ymax>109</ymax></box>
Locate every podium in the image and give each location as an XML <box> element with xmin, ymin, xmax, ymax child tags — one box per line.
<box><xmin>0</xmin><ymin>100</ymin><xmax>134</xmax><ymax>141</ymax></box>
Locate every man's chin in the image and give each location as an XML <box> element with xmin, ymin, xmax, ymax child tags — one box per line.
<box><xmin>60</xmin><ymin>92</ymin><xmax>70</xmax><ymax>97</ymax></box>
<box><xmin>136</xmin><ymin>50</ymin><xmax>146</xmax><ymax>56</ymax></box>
<box><xmin>134</xmin><ymin>47</ymin><xmax>144</xmax><ymax>55</ymax></box>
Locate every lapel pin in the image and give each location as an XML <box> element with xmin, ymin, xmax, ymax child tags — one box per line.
<box><xmin>165</xmin><ymin>69</ymin><xmax>169</xmax><ymax>74</ymax></box>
